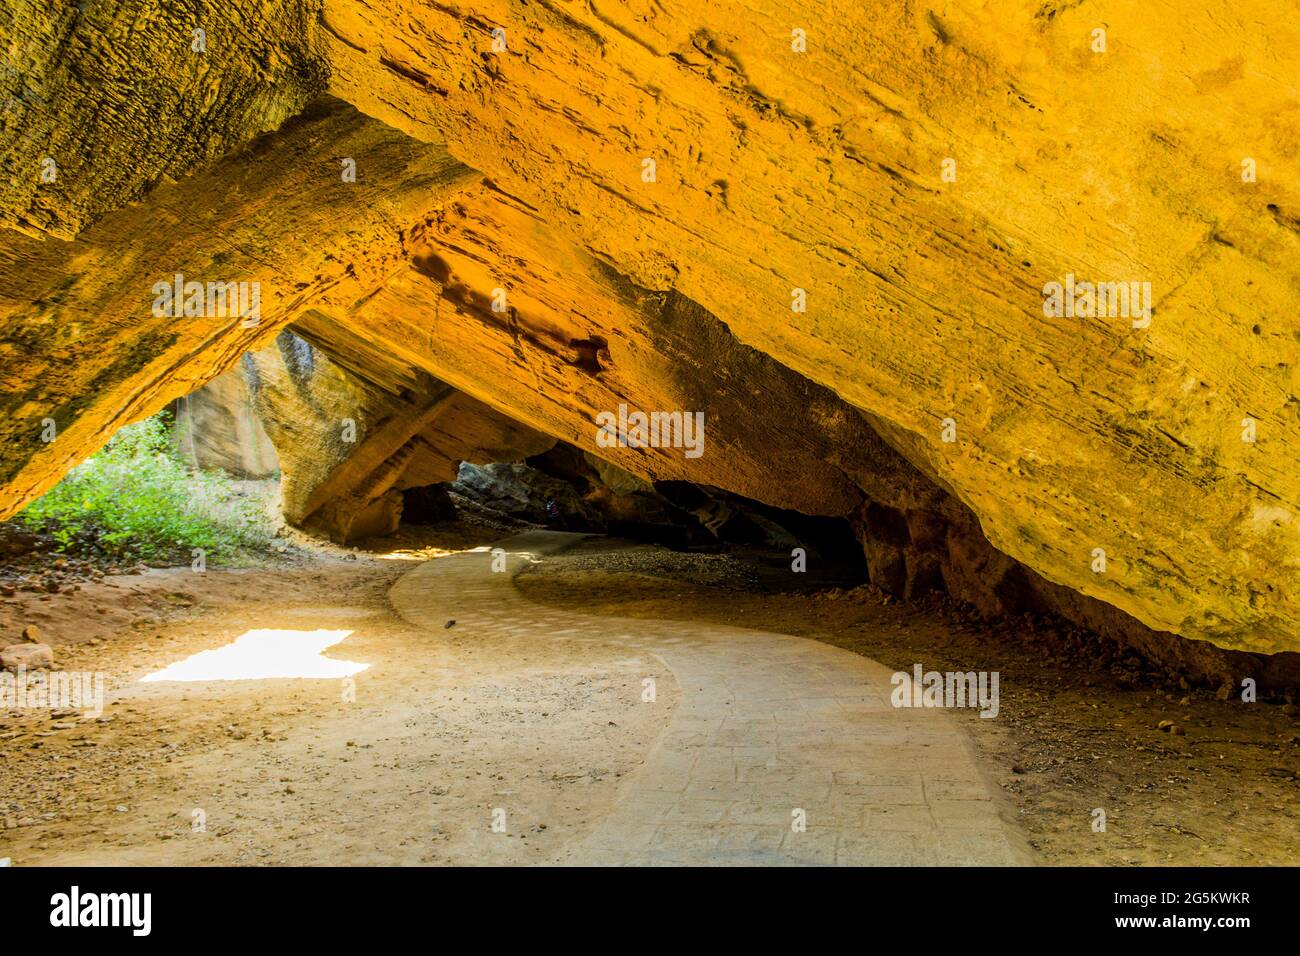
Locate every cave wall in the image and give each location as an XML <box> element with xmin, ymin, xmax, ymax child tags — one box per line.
<box><xmin>0</xmin><ymin>2</ymin><xmax>1297</xmax><ymax>655</ymax></box>
<box><xmin>171</xmin><ymin>368</ymin><xmax>280</xmax><ymax>480</ymax></box>
<box><xmin>0</xmin><ymin>0</ymin><xmax>329</xmax><ymax>239</ymax></box>
<box><xmin>318</xmin><ymin>0</ymin><xmax>1300</xmax><ymax>651</ymax></box>
<box><xmin>226</xmin><ymin>329</ymin><xmax>557</xmax><ymax>542</ymax></box>
<box><xmin>0</xmin><ymin>96</ymin><xmax>474</xmax><ymax>516</ymax></box>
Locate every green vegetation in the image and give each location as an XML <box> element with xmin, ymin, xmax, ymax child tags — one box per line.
<box><xmin>18</xmin><ymin>412</ymin><xmax>272</xmax><ymax>565</ymax></box>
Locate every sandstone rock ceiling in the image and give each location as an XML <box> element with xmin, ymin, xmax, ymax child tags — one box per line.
<box><xmin>0</xmin><ymin>2</ymin><xmax>1297</xmax><ymax>654</ymax></box>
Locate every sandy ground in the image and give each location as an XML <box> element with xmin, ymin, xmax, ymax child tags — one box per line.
<box><xmin>0</xmin><ymin>525</ymin><xmax>676</xmax><ymax>866</ymax></box>
<box><xmin>515</xmin><ymin>538</ymin><xmax>1300</xmax><ymax>866</ymax></box>
<box><xmin>3</xmin><ymin>524</ymin><xmax>1296</xmax><ymax>866</ymax></box>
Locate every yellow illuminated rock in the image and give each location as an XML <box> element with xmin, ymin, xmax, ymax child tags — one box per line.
<box><xmin>1</xmin><ymin>2</ymin><xmax>1297</xmax><ymax>654</ymax></box>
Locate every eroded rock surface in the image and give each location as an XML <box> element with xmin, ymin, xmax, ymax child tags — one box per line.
<box><xmin>0</xmin><ymin>96</ymin><xmax>474</xmax><ymax>514</ymax></box>
<box><xmin>0</xmin><ymin>0</ymin><xmax>328</xmax><ymax>239</ymax></box>
<box><xmin>1</xmin><ymin>4</ymin><xmax>1298</xmax><ymax>654</ymax></box>
<box><xmin>319</xmin><ymin>0</ymin><xmax>1300</xmax><ymax>650</ymax></box>
<box><xmin>171</xmin><ymin>368</ymin><xmax>280</xmax><ymax>479</ymax></box>
<box><xmin>232</xmin><ymin>330</ymin><xmax>555</xmax><ymax>542</ymax></box>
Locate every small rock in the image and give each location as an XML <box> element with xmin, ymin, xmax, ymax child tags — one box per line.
<box><xmin>445</xmin><ymin>619</ymin><xmax>456</xmax><ymax>629</ymax></box>
<box><xmin>1157</xmin><ymin>719</ymin><xmax>1175</xmax><ymax>731</ymax></box>
<box><xmin>20</xmin><ymin>624</ymin><xmax>41</xmax><ymax>642</ymax></box>
<box><xmin>0</xmin><ymin>643</ymin><xmax>54</xmax><ymax>672</ymax></box>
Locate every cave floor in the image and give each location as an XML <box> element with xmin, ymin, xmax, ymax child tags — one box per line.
<box><xmin>392</xmin><ymin>531</ymin><xmax>1031</xmax><ymax>865</ymax></box>
<box><xmin>1</xmin><ymin>538</ymin><xmax>668</xmax><ymax>865</ymax></box>
<box><xmin>1</xmin><ymin>530</ymin><xmax>1294</xmax><ymax>866</ymax></box>
<box><xmin>519</xmin><ymin>537</ymin><xmax>1300</xmax><ymax>866</ymax></box>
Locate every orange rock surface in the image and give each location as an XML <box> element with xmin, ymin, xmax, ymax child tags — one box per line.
<box><xmin>2</xmin><ymin>2</ymin><xmax>1298</xmax><ymax>652</ymax></box>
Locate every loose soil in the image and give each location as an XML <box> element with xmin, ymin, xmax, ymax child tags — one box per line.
<box><xmin>3</xmin><ymin>525</ymin><xmax>1295</xmax><ymax>866</ymax></box>
<box><xmin>0</xmin><ymin>521</ymin><xmax>674</xmax><ymax>865</ymax></box>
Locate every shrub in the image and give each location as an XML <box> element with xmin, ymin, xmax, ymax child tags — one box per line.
<box><xmin>17</xmin><ymin>412</ymin><xmax>271</xmax><ymax>565</ymax></box>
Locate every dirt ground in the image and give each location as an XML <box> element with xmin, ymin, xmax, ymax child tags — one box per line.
<box><xmin>0</xmin><ymin>521</ymin><xmax>676</xmax><ymax>866</ymax></box>
<box><xmin>3</xmin><ymin>523</ymin><xmax>1296</xmax><ymax>866</ymax></box>
<box><xmin>514</xmin><ymin>538</ymin><xmax>1300</xmax><ymax>866</ymax></box>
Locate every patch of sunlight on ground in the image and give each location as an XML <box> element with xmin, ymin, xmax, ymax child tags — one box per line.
<box><xmin>371</xmin><ymin>545</ymin><xmax>491</xmax><ymax>561</ymax></box>
<box><xmin>139</xmin><ymin>629</ymin><xmax>368</xmax><ymax>682</ymax></box>
<box><xmin>372</xmin><ymin>549</ymin><xmax>448</xmax><ymax>560</ymax></box>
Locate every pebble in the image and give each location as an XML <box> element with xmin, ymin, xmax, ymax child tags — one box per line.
<box><xmin>0</xmin><ymin>643</ymin><xmax>55</xmax><ymax>671</ymax></box>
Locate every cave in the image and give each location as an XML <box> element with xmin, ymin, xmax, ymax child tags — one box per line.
<box><xmin>0</xmin><ymin>0</ymin><xmax>1297</xmax><ymax>893</ymax></box>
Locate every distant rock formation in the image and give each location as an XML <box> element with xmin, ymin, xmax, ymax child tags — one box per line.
<box><xmin>171</xmin><ymin>368</ymin><xmax>280</xmax><ymax>480</ymax></box>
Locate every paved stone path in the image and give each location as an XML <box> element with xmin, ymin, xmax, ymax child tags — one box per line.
<box><xmin>390</xmin><ymin>531</ymin><xmax>1032</xmax><ymax>866</ymax></box>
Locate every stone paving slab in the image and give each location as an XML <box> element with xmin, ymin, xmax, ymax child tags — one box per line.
<box><xmin>390</xmin><ymin>531</ymin><xmax>1033</xmax><ymax>866</ymax></box>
